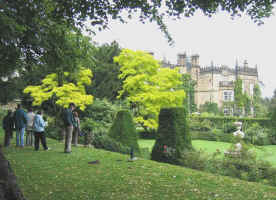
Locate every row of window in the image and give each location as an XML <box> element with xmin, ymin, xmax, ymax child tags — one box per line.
<box><xmin>223</xmin><ymin>83</ymin><xmax>255</xmax><ymax>102</ymax></box>
<box><xmin>223</xmin><ymin>107</ymin><xmax>255</xmax><ymax>115</ymax></box>
<box><xmin>223</xmin><ymin>91</ymin><xmax>233</xmax><ymax>101</ymax></box>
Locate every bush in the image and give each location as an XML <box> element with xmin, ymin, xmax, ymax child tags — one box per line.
<box><xmin>80</xmin><ymin>116</ymin><xmax>133</xmax><ymax>155</ymax></box>
<box><xmin>44</xmin><ymin>116</ymin><xmax>61</xmax><ymax>140</ymax></box>
<box><xmin>191</xmin><ymin>129</ymin><xmax>234</xmax><ymax>143</ymax></box>
<box><xmin>191</xmin><ymin>131</ymin><xmax>218</xmax><ymax>141</ymax></box>
<box><xmin>204</xmin><ymin>143</ymin><xmax>276</xmax><ymax>184</ymax></box>
<box><xmin>223</xmin><ymin>122</ymin><xmax>237</xmax><ymax>134</ymax></box>
<box><xmin>244</xmin><ymin>123</ymin><xmax>271</xmax><ymax>146</ymax></box>
<box><xmin>91</xmin><ymin>132</ymin><xmax>131</xmax><ymax>155</ymax></box>
<box><xmin>179</xmin><ymin>150</ymin><xmax>208</xmax><ymax>170</ymax></box>
<box><xmin>151</xmin><ymin>107</ymin><xmax>193</xmax><ymax>165</ymax></box>
<box><xmin>81</xmin><ymin>98</ymin><xmax>121</xmax><ymax>132</ymax></box>
<box><xmin>109</xmin><ymin>110</ymin><xmax>140</xmax><ymax>153</ymax></box>
<box><xmin>81</xmin><ymin>117</ymin><xmax>106</xmax><ymax>146</ymax></box>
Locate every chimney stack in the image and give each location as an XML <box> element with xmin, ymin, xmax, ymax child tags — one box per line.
<box><xmin>177</xmin><ymin>53</ymin><xmax>186</xmax><ymax>66</ymax></box>
<box><xmin>244</xmin><ymin>60</ymin><xmax>248</xmax><ymax>68</ymax></box>
<box><xmin>191</xmin><ymin>54</ymin><xmax>199</xmax><ymax>66</ymax></box>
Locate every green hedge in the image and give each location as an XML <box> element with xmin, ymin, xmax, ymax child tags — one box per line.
<box><xmin>191</xmin><ymin>116</ymin><xmax>271</xmax><ymax>130</ymax></box>
<box><xmin>109</xmin><ymin>110</ymin><xmax>140</xmax><ymax>153</ymax></box>
<box><xmin>151</xmin><ymin>107</ymin><xmax>192</xmax><ymax>165</ymax></box>
<box><xmin>191</xmin><ymin>131</ymin><xmax>234</xmax><ymax>143</ymax></box>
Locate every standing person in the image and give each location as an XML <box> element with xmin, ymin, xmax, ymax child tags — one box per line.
<box><xmin>72</xmin><ymin>111</ymin><xmax>80</xmax><ymax>146</ymax></box>
<box><xmin>63</xmin><ymin>103</ymin><xmax>76</xmax><ymax>153</ymax></box>
<box><xmin>33</xmin><ymin>110</ymin><xmax>50</xmax><ymax>151</ymax></box>
<box><xmin>26</xmin><ymin>108</ymin><xmax>35</xmax><ymax>146</ymax></box>
<box><xmin>14</xmin><ymin>104</ymin><xmax>28</xmax><ymax>147</ymax></box>
<box><xmin>2</xmin><ymin>110</ymin><xmax>14</xmax><ymax>147</ymax></box>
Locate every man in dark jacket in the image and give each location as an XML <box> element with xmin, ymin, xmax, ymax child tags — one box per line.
<box><xmin>14</xmin><ymin>104</ymin><xmax>28</xmax><ymax>147</ymax></box>
<box><xmin>63</xmin><ymin>103</ymin><xmax>76</xmax><ymax>153</ymax></box>
<box><xmin>2</xmin><ymin>110</ymin><xmax>14</xmax><ymax>147</ymax></box>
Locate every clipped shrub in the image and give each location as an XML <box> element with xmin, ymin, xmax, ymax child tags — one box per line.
<box><xmin>109</xmin><ymin>110</ymin><xmax>140</xmax><ymax>153</ymax></box>
<box><xmin>80</xmin><ymin>117</ymin><xmax>109</xmax><ymax>145</ymax></box>
<box><xmin>45</xmin><ymin>116</ymin><xmax>60</xmax><ymax>140</ymax></box>
<box><xmin>80</xmin><ymin>117</ymin><xmax>132</xmax><ymax>154</ymax></box>
<box><xmin>151</xmin><ymin>107</ymin><xmax>193</xmax><ymax>165</ymax></box>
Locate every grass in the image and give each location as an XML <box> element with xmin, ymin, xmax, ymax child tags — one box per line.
<box><xmin>139</xmin><ymin>139</ymin><xmax>276</xmax><ymax>166</ymax></box>
<box><xmin>2</xmin><ymin>133</ymin><xmax>276</xmax><ymax>200</ymax></box>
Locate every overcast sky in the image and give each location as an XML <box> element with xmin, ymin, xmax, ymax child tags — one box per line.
<box><xmin>91</xmin><ymin>10</ymin><xmax>276</xmax><ymax>98</ymax></box>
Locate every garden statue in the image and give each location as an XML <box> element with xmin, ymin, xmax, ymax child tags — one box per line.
<box><xmin>225</xmin><ymin>121</ymin><xmax>245</xmax><ymax>156</ymax></box>
<box><xmin>233</xmin><ymin>121</ymin><xmax>245</xmax><ymax>152</ymax></box>
<box><xmin>233</xmin><ymin>122</ymin><xmax>245</xmax><ymax>138</ymax></box>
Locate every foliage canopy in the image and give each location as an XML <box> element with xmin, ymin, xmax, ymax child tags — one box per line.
<box><xmin>24</xmin><ymin>68</ymin><xmax>93</xmax><ymax>110</ymax></box>
<box><xmin>1</xmin><ymin>0</ymin><xmax>275</xmax><ymax>78</ymax></box>
<box><xmin>114</xmin><ymin>49</ymin><xmax>185</xmax><ymax>129</ymax></box>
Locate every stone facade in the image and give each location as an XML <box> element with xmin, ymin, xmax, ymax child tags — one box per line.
<box><xmin>162</xmin><ymin>53</ymin><xmax>259</xmax><ymax>112</ymax></box>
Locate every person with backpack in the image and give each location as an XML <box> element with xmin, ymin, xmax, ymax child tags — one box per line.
<box><xmin>33</xmin><ymin>110</ymin><xmax>50</xmax><ymax>151</ymax></box>
<box><xmin>14</xmin><ymin>104</ymin><xmax>28</xmax><ymax>147</ymax></box>
<box><xmin>62</xmin><ymin>103</ymin><xmax>76</xmax><ymax>153</ymax></box>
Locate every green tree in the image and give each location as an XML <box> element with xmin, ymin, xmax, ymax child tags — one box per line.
<box><xmin>234</xmin><ymin>78</ymin><xmax>245</xmax><ymax>116</ymax></box>
<box><xmin>244</xmin><ymin>94</ymin><xmax>252</xmax><ymax>117</ymax></box>
<box><xmin>114</xmin><ymin>49</ymin><xmax>185</xmax><ymax>129</ymax></box>
<box><xmin>246</xmin><ymin>123</ymin><xmax>262</xmax><ymax>145</ymax></box>
<box><xmin>253</xmin><ymin>84</ymin><xmax>262</xmax><ymax>117</ymax></box>
<box><xmin>267</xmin><ymin>90</ymin><xmax>276</xmax><ymax>117</ymax></box>
<box><xmin>199</xmin><ymin>102</ymin><xmax>221</xmax><ymax>115</ymax></box>
<box><xmin>182</xmin><ymin>74</ymin><xmax>197</xmax><ymax>113</ymax></box>
<box><xmin>1</xmin><ymin>0</ymin><xmax>275</xmax><ymax>77</ymax></box>
<box><xmin>87</xmin><ymin>41</ymin><xmax>122</xmax><ymax>101</ymax></box>
<box><xmin>23</xmin><ymin>68</ymin><xmax>93</xmax><ymax>110</ymax></box>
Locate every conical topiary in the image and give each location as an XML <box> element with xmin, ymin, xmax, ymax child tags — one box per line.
<box><xmin>109</xmin><ymin>110</ymin><xmax>140</xmax><ymax>153</ymax></box>
<box><xmin>151</xmin><ymin>107</ymin><xmax>193</xmax><ymax>164</ymax></box>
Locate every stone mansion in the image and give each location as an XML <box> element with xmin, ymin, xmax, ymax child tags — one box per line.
<box><xmin>162</xmin><ymin>53</ymin><xmax>259</xmax><ymax>114</ymax></box>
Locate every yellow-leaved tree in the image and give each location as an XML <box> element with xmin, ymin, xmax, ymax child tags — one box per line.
<box><xmin>24</xmin><ymin>67</ymin><xmax>93</xmax><ymax>110</ymax></box>
<box><xmin>114</xmin><ymin>49</ymin><xmax>185</xmax><ymax>129</ymax></box>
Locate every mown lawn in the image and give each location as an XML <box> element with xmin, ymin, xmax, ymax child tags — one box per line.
<box><xmin>1</xmin><ymin>133</ymin><xmax>276</xmax><ymax>200</ymax></box>
<box><xmin>139</xmin><ymin>139</ymin><xmax>276</xmax><ymax>166</ymax></box>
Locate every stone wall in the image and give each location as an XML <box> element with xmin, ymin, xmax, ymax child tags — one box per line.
<box><xmin>0</xmin><ymin>147</ymin><xmax>26</xmax><ymax>200</ymax></box>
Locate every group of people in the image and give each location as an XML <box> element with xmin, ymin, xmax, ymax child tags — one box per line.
<box><xmin>2</xmin><ymin>104</ymin><xmax>50</xmax><ymax>151</ymax></box>
<box><xmin>2</xmin><ymin>102</ymin><xmax>81</xmax><ymax>154</ymax></box>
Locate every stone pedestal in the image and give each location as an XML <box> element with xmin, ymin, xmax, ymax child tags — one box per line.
<box><xmin>225</xmin><ymin>121</ymin><xmax>245</xmax><ymax>156</ymax></box>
